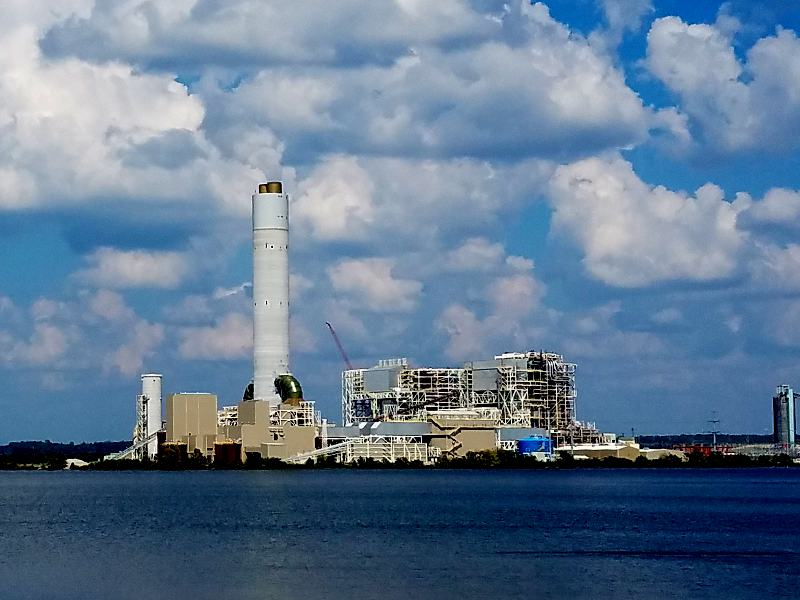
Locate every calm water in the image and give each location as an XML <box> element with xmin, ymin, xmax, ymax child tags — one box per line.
<box><xmin>1</xmin><ymin>469</ymin><xmax>799</xmax><ymax>599</ymax></box>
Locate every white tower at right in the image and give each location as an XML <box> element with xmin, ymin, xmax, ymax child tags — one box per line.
<box><xmin>252</xmin><ymin>181</ymin><xmax>290</xmax><ymax>404</ymax></box>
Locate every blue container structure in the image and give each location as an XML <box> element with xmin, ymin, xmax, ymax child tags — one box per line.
<box><xmin>517</xmin><ymin>436</ymin><xmax>553</xmax><ymax>456</ymax></box>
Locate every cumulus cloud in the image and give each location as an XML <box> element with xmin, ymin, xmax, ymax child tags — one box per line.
<box><xmin>747</xmin><ymin>243</ymin><xmax>800</xmax><ymax>292</ymax></box>
<box><xmin>328</xmin><ymin>258</ymin><xmax>422</xmax><ymax>313</ymax></box>
<box><xmin>292</xmin><ymin>154</ymin><xmax>552</xmax><ymax>248</ymax></box>
<box><xmin>1</xmin><ymin>322</ymin><xmax>71</xmax><ymax>366</ymax></box>
<box><xmin>0</xmin><ymin>5</ymin><xmax>281</xmax><ymax>254</ymax></box>
<box><xmin>444</xmin><ymin>237</ymin><xmax>505</xmax><ymax>272</ymax></box>
<box><xmin>646</xmin><ymin>17</ymin><xmax>800</xmax><ymax>153</ymax></box>
<box><xmin>89</xmin><ymin>289</ymin><xmax>137</xmax><ymax>322</ymax></box>
<box><xmin>290</xmin><ymin>273</ymin><xmax>314</xmax><ymax>300</ymax></box>
<box><xmin>738</xmin><ymin>188</ymin><xmax>800</xmax><ymax>231</ymax></box>
<box><xmin>0</xmin><ymin>289</ymin><xmax>172</xmax><ymax>377</ymax></box>
<box><xmin>46</xmin><ymin>1</ymin><xmax>663</xmax><ymax>162</ymax></box>
<box><xmin>293</xmin><ymin>156</ymin><xmax>376</xmax><ymax>241</ymax></box>
<box><xmin>178</xmin><ymin>312</ymin><xmax>252</xmax><ymax>360</ymax></box>
<box><xmin>559</xmin><ymin>302</ymin><xmax>666</xmax><ymax>359</ymax></box>
<box><xmin>591</xmin><ymin>0</ymin><xmax>653</xmax><ymax>50</ymax></box>
<box><xmin>548</xmin><ymin>155</ymin><xmax>745</xmax><ymax>287</ymax></box>
<box><xmin>488</xmin><ymin>272</ymin><xmax>542</xmax><ymax>317</ymax></box>
<box><xmin>437</xmin><ymin>304</ymin><xmax>486</xmax><ymax>361</ymax></box>
<box><xmin>76</xmin><ymin>248</ymin><xmax>191</xmax><ymax>289</ymax></box>
<box><xmin>42</xmin><ymin>0</ymin><xmax>494</xmax><ymax>69</ymax></box>
<box><xmin>110</xmin><ymin>320</ymin><xmax>164</xmax><ymax>375</ymax></box>
<box><xmin>437</xmin><ymin>269</ymin><xmax>543</xmax><ymax>360</ymax></box>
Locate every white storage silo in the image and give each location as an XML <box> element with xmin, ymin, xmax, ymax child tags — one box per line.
<box><xmin>141</xmin><ymin>373</ymin><xmax>162</xmax><ymax>458</ymax></box>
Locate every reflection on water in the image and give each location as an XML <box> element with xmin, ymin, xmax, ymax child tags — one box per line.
<box><xmin>1</xmin><ymin>469</ymin><xmax>799</xmax><ymax>599</ymax></box>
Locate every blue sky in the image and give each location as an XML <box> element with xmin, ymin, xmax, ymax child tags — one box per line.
<box><xmin>2</xmin><ymin>0</ymin><xmax>800</xmax><ymax>442</ymax></box>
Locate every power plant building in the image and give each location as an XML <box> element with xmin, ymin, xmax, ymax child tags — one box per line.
<box><xmin>109</xmin><ymin>180</ymin><xmax>627</xmax><ymax>466</ymax></box>
<box><xmin>341</xmin><ymin>351</ymin><xmax>602</xmax><ymax>448</ymax></box>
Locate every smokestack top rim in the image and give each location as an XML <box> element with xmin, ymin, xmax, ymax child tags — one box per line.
<box><xmin>258</xmin><ymin>181</ymin><xmax>283</xmax><ymax>194</ymax></box>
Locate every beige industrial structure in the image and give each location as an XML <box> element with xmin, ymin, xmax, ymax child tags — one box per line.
<box><xmin>161</xmin><ymin>391</ymin><xmax>317</xmax><ymax>461</ymax></box>
<box><xmin>166</xmin><ymin>393</ymin><xmax>218</xmax><ymax>457</ymax></box>
<box><xmin>559</xmin><ymin>440</ymin><xmax>687</xmax><ymax>461</ymax></box>
<box><xmin>427</xmin><ymin>413</ymin><xmax>498</xmax><ymax>456</ymax></box>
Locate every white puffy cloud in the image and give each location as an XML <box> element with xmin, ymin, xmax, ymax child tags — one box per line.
<box><xmin>0</xmin><ymin>5</ymin><xmax>280</xmax><ymax>229</ymax></box>
<box><xmin>42</xmin><ymin>0</ymin><xmax>494</xmax><ymax>68</ymax></box>
<box><xmin>328</xmin><ymin>258</ymin><xmax>422</xmax><ymax>313</ymax></box>
<box><xmin>747</xmin><ymin>243</ymin><xmax>800</xmax><ymax>292</ymax></box>
<box><xmin>76</xmin><ymin>248</ymin><xmax>191</xmax><ymax>289</ymax></box>
<box><xmin>292</xmin><ymin>154</ymin><xmax>552</xmax><ymax>248</ymax></box>
<box><xmin>558</xmin><ymin>302</ymin><xmax>666</xmax><ymax>359</ymax></box>
<box><xmin>590</xmin><ymin>0</ymin><xmax>653</xmax><ymax>50</ymax></box>
<box><xmin>738</xmin><ymin>188</ymin><xmax>800</xmax><ymax>229</ymax></box>
<box><xmin>320</xmin><ymin>0</ymin><xmax>654</xmax><ymax>159</ymax></box>
<box><xmin>646</xmin><ymin>17</ymin><xmax>800</xmax><ymax>153</ymax></box>
<box><xmin>45</xmin><ymin>1</ymin><xmax>661</xmax><ymax>162</ymax></box>
<box><xmin>437</xmin><ymin>304</ymin><xmax>486</xmax><ymax>361</ymax></box>
<box><xmin>0</xmin><ymin>288</ymin><xmax>172</xmax><ymax>377</ymax></box>
<box><xmin>548</xmin><ymin>155</ymin><xmax>745</xmax><ymax>287</ymax></box>
<box><xmin>488</xmin><ymin>273</ymin><xmax>542</xmax><ymax>317</ymax></box>
<box><xmin>89</xmin><ymin>289</ymin><xmax>137</xmax><ymax>322</ymax></box>
<box><xmin>290</xmin><ymin>273</ymin><xmax>314</xmax><ymax>300</ymax></box>
<box><xmin>444</xmin><ymin>237</ymin><xmax>505</xmax><ymax>272</ymax></box>
<box><xmin>293</xmin><ymin>156</ymin><xmax>376</xmax><ymax>241</ymax></box>
<box><xmin>1</xmin><ymin>322</ymin><xmax>71</xmax><ymax>366</ymax></box>
<box><xmin>178</xmin><ymin>312</ymin><xmax>252</xmax><ymax>360</ymax></box>
<box><xmin>110</xmin><ymin>320</ymin><xmax>164</xmax><ymax>375</ymax></box>
<box><xmin>436</xmin><ymin>269</ymin><xmax>543</xmax><ymax>360</ymax></box>
<box><xmin>0</xmin><ymin>286</ymin><xmax>230</xmax><ymax>376</ymax></box>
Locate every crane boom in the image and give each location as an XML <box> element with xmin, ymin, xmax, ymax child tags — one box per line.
<box><xmin>325</xmin><ymin>321</ymin><xmax>354</xmax><ymax>371</ymax></box>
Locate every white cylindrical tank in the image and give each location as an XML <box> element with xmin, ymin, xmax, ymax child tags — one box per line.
<box><xmin>141</xmin><ymin>373</ymin><xmax>162</xmax><ymax>457</ymax></box>
<box><xmin>252</xmin><ymin>182</ymin><xmax>290</xmax><ymax>404</ymax></box>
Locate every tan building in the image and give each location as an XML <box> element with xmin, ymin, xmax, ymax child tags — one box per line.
<box><xmin>262</xmin><ymin>425</ymin><xmax>317</xmax><ymax>460</ymax></box>
<box><xmin>166</xmin><ymin>393</ymin><xmax>218</xmax><ymax>458</ymax></box>
<box><xmin>428</xmin><ymin>416</ymin><xmax>497</xmax><ymax>457</ymax></box>
<box><xmin>561</xmin><ymin>443</ymin><xmax>642</xmax><ymax>460</ymax></box>
<box><xmin>216</xmin><ymin>399</ymin><xmax>317</xmax><ymax>462</ymax></box>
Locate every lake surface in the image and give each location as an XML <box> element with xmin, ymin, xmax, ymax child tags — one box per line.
<box><xmin>1</xmin><ymin>469</ymin><xmax>799</xmax><ymax>599</ymax></box>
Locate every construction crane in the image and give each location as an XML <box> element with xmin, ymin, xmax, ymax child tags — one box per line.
<box><xmin>325</xmin><ymin>321</ymin><xmax>354</xmax><ymax>371</ymax></box>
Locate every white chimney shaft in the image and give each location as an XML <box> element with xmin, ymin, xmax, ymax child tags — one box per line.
<box><xmin>252</xmin><ymin>182</ymin><xmax>290</xmax><ymax>404</ymax></box>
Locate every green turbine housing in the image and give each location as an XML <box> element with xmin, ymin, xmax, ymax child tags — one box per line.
<box><xmin>274</xmin><ymin>374</ymin><xmax>303</xmax><ymax>406</ymax></box>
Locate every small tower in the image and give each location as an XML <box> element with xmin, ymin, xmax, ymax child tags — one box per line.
<box><xmin>134</xmin><ymin>374</ymin><xmax>162</xmax><ymax>459</ymax></box>
<box><xmin>773</xmin><ymin>384</ymin><xmax>796</xmax><ymax>448</ymax></box>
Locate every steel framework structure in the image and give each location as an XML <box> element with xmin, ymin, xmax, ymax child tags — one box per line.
<box><xmin>271</xmin><ymin>400</ymin><xmax>318</xmax><ymax>427</ymax></box>
<box><xmin>132</xmin><ymin>394</ymin><xmax>149</xmax><ymax>460</ymax></box>
<box><xmin>287</xmin><ymin>435</ymin><xmax>430</xmax><ymax>464</ymax></box>
<box><xmin>342</xmin><ymin>351</ymin><xmax>602</xmax><ymax>444</ymax></box>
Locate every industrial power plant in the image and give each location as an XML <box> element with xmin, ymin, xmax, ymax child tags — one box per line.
<box><xmin>106</xmin><ymin>181</ymin><xmax>795</xmax><ymax>466</ymax></box>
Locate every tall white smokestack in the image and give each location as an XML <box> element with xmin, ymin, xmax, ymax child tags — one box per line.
<box><xmin>252</xmin><ymin>181</ymin><xmax>290</xmax><ymax>404</ymax></box>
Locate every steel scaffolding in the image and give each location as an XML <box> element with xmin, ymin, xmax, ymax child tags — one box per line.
<box><xmin>342</xmin><ymin>350</ymin><xmax>602</xmax><ymax>444</ymax></box>
<box><xmin>271</xmin><ymin>400</ymin><xmax>318</xmax><ymax>427</ymax></box>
